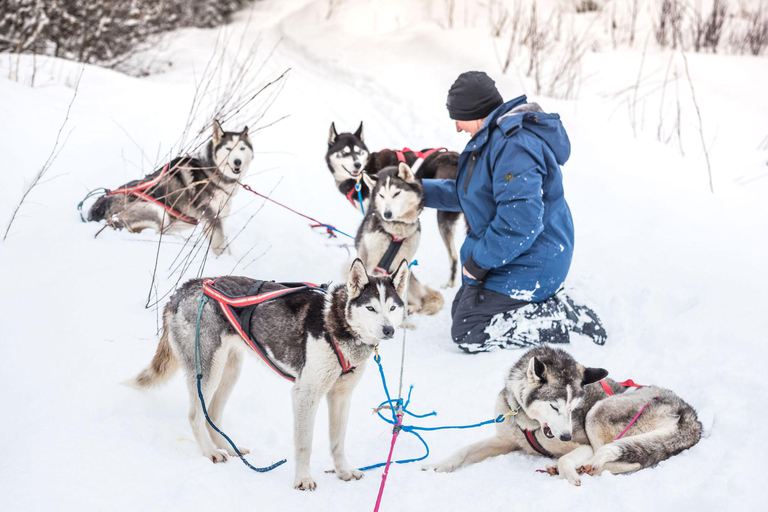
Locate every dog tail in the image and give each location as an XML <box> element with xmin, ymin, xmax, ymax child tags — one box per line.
<box><xmin>123</xmin><ymin>304</ymin><xmax>179</xmax><ymax>389</ymax></box>
<box><xmin>88</xmin><ymin>195</ymin><xmax>113</xmax><ymax>222</ymax></box>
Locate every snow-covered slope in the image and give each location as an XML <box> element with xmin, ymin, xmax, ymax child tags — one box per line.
<box><xmin>1</xmin><ymin>1</ymin><xmax>765</xmax><ymax>510</ymax></box>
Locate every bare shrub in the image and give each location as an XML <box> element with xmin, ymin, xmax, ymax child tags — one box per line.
<box><xmin>629</xmin><ymin>0</ymin><xmax>640</xmax><ymax>46</ymax></box>
<box><xmin>497</xmin><ymin>1</ymin><xmax>524</xmax><ymax>73</ymax></box>
<box><xmin>488</xmin><ymin>0</ymin><xmax>510</xmax><ymax>37</ymax></box>
<box><xmin>744</xmin><ymin>5</ymin><xmax>768</xmax><ymax>55</ymax></box>
<box><xmin>655</xmin><ymin>0</ymin><xmax>685</xmax><ymax>49</ymax></box>
<box><xmin>575</xmin><ymin>0</ymin><xmax>601</xmax><ymax>13</ymax></box>
<box><xmin>693</xmin><ymin>0</ymin><xmax>727</xmax><ymax>53</ymax></box>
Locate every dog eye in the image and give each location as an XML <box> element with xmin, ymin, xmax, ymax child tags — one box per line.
<box><xmin>550</xmin><ymin>404</ymin><xmax>559</xmax><ymax>412</ymax></box>
<box><xmin>366</xmin><ymin>306</ymin><xmax>375</xmax><ymax>312</ymax></box>
<box><xmin>393</xmin><ymin>191</ymin><xmax>400</xmax><ymax>197</ymax></box>
<box><xmin>378</xmin><ymin>193</ymin><xmax>384</xmax><ymax>198</ymax></box>
<box><xmin>240</xmin><ymin>147</ymin><xmax>245</xmax><ymax>151</ymax></box>
<box><xmin>390</xmin><ymin>305</ymin><xmax>396</xmax><ymax>311</ymax></box>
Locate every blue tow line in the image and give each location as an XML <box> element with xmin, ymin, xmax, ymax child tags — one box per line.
<box><xmin>194</xmin><ymin>292</ymin><xmax>287</xmax><ymax>472</ymax></box>
<box><xmin>358</xmin><ymin>347</ymin><xmax>514</xmax><ymax>471</ymax></box>
<box><xmin>355</xmin><ymin>181</ymin><xmax>365</xmax><ymax>215</ymax></box>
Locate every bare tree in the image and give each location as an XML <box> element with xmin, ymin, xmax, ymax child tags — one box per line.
<box><xmin>326</xmin><ymin>0</ymin><xmax>345</xmax><ymax>20</ymax></box>
<box><xmin>488</xmin><ymin>0</ymin><xmax>510</xmax><ymax>37</ymax></box>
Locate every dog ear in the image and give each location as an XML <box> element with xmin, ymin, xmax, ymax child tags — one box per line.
<box><xmin>329</xmin><ymin>122</ymin><xmax>338</xmax><ymax>146</ymax></box>
<box><xmin>213</xmin><ymin>120</ymin><xmax>224</xmax><ymax>146</ymax></box>
<box><xmin>362</xmin><ymin>171</ymin><xmax>377</xmax><ymax>191</ymax></box>
<box><xmin>347</xmin><ymin>258</ymin><xmax>369</xmax><ymax>299</ymax></box>
<box><xmin>390</xmin><ymin>259</ymin><xmax>409</xmax><ymax>299</ymax></box>
<box><xmin>354</xmin><ymin>121</ymin><xmax>364</xmax><ymax>141</ymax></box>
<box><xmin>527</xmin><ymin>356</ymin><xmax>547</xmax><ymax>383</ymax></box>
<box><xmin>397</xmin><ymin>162</ymin><xmax>416</xmax><ymax>183</ymax></box>
<box><xmin>582</xmin><ymin>367</ymin><xmax>609</xmax><ymax>386</ymax></box>
<box><xmin>241</xmin><ymin>125</ymin><xmax>249</xmax><ymax>137</ymax></box>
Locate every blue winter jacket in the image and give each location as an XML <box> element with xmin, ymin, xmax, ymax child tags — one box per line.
<box><xmin>423</xmin><ymin>95</ymin><xmax>574</xmax><ymax>302</ymax></box>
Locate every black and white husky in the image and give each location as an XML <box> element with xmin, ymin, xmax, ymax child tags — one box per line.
<box><xmin>126</xmin><ymin>259</ymin><xmax>409</xmax><ymax>490</ymax></box>
<box><xmin>327</xmin><ymin>122</ymin><xmax>463</xmax><ymax>288</ymax></box>
<box><xmin>88</xmin><ymin>121</ymin><xmax>253</xmax><ymax>255</ymax></box>
<box><xmin>429</xmin><ymin>347</ymin><xmax>702</xmax><ymax>485</ymax></box>
<box><xmin>356</xmin><ymin>163</ymin><xmax>443</xmax><ymax>315</ymax></box>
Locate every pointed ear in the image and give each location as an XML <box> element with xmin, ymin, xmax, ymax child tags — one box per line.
<box><xmin>347</xmin><ymin>258</ymin><xmax>369</xmax><ymax>299</ymax></box>
<box><xmin>397</xmin><ymin>162</ymin><xmax>415</xmax><ymax>183</ymax></box>
<box><xmin>583</xmin><ymin>367</ymin><xmax>609</xmax><ymax>386</ymax></box>
<box><xmin>328</xmin><ymin>122</ymin><xmax>338</xmax><ymax>146</ymax></box>
<box><xmin>213</xmin><ymin>120</ymin><xmax>224</xmax><ymax>146</ymax></box>
<box><xmin>390</xmin><ymin>259</ymin><xmax>409</xmax><ymax>299</ymax></box>
<box><xmin>362</xmin><ymin>171</ymin><xmax>377</xmax><ymax>191</ymax></box>
<box><xmin>527</xmin><ymin>357</ymin><xmax>547</xmax><ymax>383</ymax></box>
<box><xmin>354</xmin><ymin>121</ymin><xmax>364</xmax><ymax>141</ymax></box>
<box><xmin>241</xmin><ymin>125</ymin><xmax>249</xmax><ymax>137</ymax></box>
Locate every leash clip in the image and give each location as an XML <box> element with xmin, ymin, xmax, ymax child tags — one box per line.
<box><xmin>495</xmin><ymin>405</ymin><xmax>522</xmax><ymax>423</ymax></box>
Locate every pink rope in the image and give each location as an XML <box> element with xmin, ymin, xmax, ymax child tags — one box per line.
<box><xmin>616</xmin><ymin>397</ymin><xmax>659</xmax><ymax>440</ymax></box>
<box><xmin>373</xmin><ymin>412</ymin><xmax>404</xmax><ymax>512</ymax></box>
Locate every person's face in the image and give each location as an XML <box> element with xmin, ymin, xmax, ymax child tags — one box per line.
<box><xmin>455</xmin><ymin>119</ymin><xmax>484</xmax><ymax>137</ymax></box>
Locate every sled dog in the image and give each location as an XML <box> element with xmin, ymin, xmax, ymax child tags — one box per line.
<box><xmin>327</xmin><ymin>122</ymin><xmax>462</xmax><ymax>288</ymax></box>
<box><xmin>356</xmin><ymin>163</ymin><xmax>443</xmax><ymax>315</ymax></box>
<box><xmin>126</xmin><ymin>259</ymin><xmax>409</xmax><ymax>490</ymax></box>
<box><xmin>88</xmin><ymin>121</ymin><xmax>252</xmax><ymax>255</ymax></box>
<box><xmin>429</xmin><ymin>346</ymin><xmax>702</xmax><ymax>485</ymax></box>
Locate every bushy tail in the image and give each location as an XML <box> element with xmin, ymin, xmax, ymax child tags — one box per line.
<box><xmin>123</xmin><ymin>306</ymin><xmax>178</xmax><ymax>389</ymax></box>
<box><xmin>88</xmin><ymin>195</ymin><xmax>113</xmax><ymax>222</ymax></box>
<box><xmin>420</xmin><ymin>286</ymin><xmax>445</xmax><ymax>316</ymax></box>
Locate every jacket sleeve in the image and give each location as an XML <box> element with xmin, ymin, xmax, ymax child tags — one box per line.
<box><xmin>467</xmin><ymin>140</ymin><xmax>545</xmax><ymax>280</ymax></box>
<box><xmin>421</xmin><ymin>178</ymin><xmax>462</xmax><ymax>212</ymax></box>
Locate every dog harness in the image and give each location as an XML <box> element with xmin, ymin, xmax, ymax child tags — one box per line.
<box><xmin>202</xmin><ymin>278</ymin><xmax>355</xmax><ymax>382</ymax></box>
<box><xmin>393</xmin><ymin>147</ymin><xmax>446</xmax><ymax>163</ymax></box>
<box><xmin>374</xmin><ymin>234</ymin><xmax>405</xmax><ymax>275</ymax></box>
<box><xmin>599</xmin><ymin>379</ymin><xmax>660</xmax><ymax>440</ymax></box>
<box><xmin>106</xmin><ymin>160</ymin><xmax>199</xmax><ymax>225</ymax></box>
<box><xmin>519</xmin><ymin>426</ymin><xmax>555</xmax><ymax>458</ymax></box>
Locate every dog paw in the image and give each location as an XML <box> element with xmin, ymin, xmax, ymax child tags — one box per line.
<box><xmin>294</xmin><ymin>476</ymin><xmax>317</xmax><ymax>491</ymax></box>
<box><xmin>580</xmin><ymin>464</ymin><xmax>598</xmax><ymax>476</ymax></box>
<box><xmin>431</xmin><ymin>463</ymin><xmax>457</xmax><ymax>473</ymax></box>
<box><xmin>546</xmin><ymin>465</ymin><xmax>559</xmax><ymax>476</ymax></box>
<box><xmin>337</xmin><ymin>468</ymin><xmax>364</xmax><ymax>481</ymax></box>
<box><xmin>205</xmin><ymin>450</ymin><xmax>228</xmax><ymax>463</ymax></box>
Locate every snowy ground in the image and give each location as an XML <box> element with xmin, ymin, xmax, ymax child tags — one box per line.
<box><xmin>1</xmin><ymin>0</ymin><xmax>767</xmax><ymax>510</ymax></box>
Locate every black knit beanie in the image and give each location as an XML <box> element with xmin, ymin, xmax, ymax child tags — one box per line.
<box><xmin>446</xmin><ymin>71</ymin><xmax>503</xmax><ymax>121</ymax></box>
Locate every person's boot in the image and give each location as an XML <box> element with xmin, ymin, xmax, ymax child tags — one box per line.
<box><xmin>484</xmin><ymin>296</ymin><xmax>571</xmax><ymax>349</ymax></box>
<box><xmin>555</xmin><ymin>290</ymin><xmax>608</xmax><ymax>346</ymax></box>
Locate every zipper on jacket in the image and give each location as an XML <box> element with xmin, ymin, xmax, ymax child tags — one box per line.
<box><xmin>463</xmin><ymin>153</ymin><xmax>478</xmax><ymax>193</ymax></box>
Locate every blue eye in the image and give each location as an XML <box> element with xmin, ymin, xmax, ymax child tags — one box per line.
<box><xmin>390</xmin><ymin>306</ymin><xmax>396</xmax><ymax>311</ymax></box>
<box><xmin>366</xmin><ymin>306</ymin><xmax>375</xmax><ymax>312</ymax></box>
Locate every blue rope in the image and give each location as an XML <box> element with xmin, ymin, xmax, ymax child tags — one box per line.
<box><xmin>358</xmin><ymin>350</ymin><xmax>509</xmax><ymax>471</ymax></box>
<box><xmin>76</xmin><ymin>188</ymin><xmax>108</xmax><ymax>222</ymax></box>
<box><xmin>194</xmin><ymin>292</ymin><xmax>287</xmax><ymax>472</ymax></box>
<box><xmin>355</xmin><ymin>181</ymin><xmax>365</xmax><ymax>215</ymax></box>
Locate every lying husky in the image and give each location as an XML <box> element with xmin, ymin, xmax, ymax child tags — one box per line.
<box><xmin>88</xmin><ymin>121</ymin><xmax>252</xmax><ymax>255</ymax></box>
<box><xmin>356</xmin><ymin>163</ymin><xmax>443</xmax><ymax>315</ymax></box>
<box><xmin>429</xmin><ymin>347</ymin><xmax>702</xmax><ymax>485</ymax></box>
<box><xmin>327</xmin><ymin>122</ymin><xmax>462</xmax><ymax>288</ymax></box>
<box><xmin>126</xmin><ymin>258</ymin><xmax>408</xmax><ymax>490</ymax></box>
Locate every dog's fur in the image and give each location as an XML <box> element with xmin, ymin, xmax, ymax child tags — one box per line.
<box><xmin>327</xmin><ymin>122</ymin><xmax>463</xmax><ymax>288</ymax></box>
<box><xmin>88</xmin><ymin>121</ymin><xmax>253</xmax><ymax>255</ymax></box>
<box><xmin>126</xmin><ymin>259</ymin><xmax>409</xmax><ymax>490</ymax></box>
<box><xmin>429</xmin><ymin>347</ymin><xmax>702</xmax><ymax>485</ymax></box>
<box><xmin>355</xmin><ymin>163</ymin><xmax>443</xmax><ymax>315</ymax></box>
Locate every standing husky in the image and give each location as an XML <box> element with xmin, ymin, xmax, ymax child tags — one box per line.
<box><xmin>126</xmin><ymin>259</ymin><xmax>409</xmax><ymax>490</ymax></box>
<box><xmin>87</xmin><ymin>121</ymin><xmax>252</xmax><ymax>255</ymax></box>
<box><xmin>327</xmin><ymin>122</ymin><xmax>463</xmax><ymax>288</ymax></box>
<box><xmin>356</xmin><ymin>163</ymin><xmax>443</xmax><ymax>315</ymax></box>
<box><xmin>429</xmin><ymin>347</ymin><xmax>702</xmax><ymax>485</ymax></box>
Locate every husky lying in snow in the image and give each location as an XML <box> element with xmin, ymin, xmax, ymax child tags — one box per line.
<box><xmin>88</xmin><ymin>121</ymin><xmax>252</xmax><ymax>255</ymax></box>
<box><xmin>126</xmin><ymin>259</ymin><xmax>408</xmax><ymax>490</ymax></box>
<box><xmin>327</xmin><ymin>122</ymin><xmax>463</xmax><ymax>288</ymax></box>
<box><xmin>356</xmin><ymin>163</ymin><xmax>443</xmax><ymax>315</ymax></box>
<box><xmin>429</xmin><ymin>347</ymin><xmax>702</xmax><ymax>485</ymax></box>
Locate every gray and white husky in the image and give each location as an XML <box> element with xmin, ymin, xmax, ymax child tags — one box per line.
<box><xmin>356</xmin><ymin>163</ymin><xmax>443</xmax><ymax>315</ymax></box>
<box><xmin>88</xmin><ymin>121</ymin><xmax>253</xmax><ymax>255</ymax></box>
<box><xmin>429</xmin><ymin>346</ymin><xmax>702</xmax><ymax>485</ymax></box>
<box><xmin>126</xmin><ymin>258</ymin><xmax>409</xmax><ymax>490</ymax></box>
<box><xmin>327</xmin><ymin>122</ymin><xmax>463</xmax><ymax>288</ymax></box>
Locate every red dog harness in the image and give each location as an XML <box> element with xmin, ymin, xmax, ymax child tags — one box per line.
<box><xmin>202</xmin><ymin>278</ymin><xmax>355</xmax><ymax>382</ymax></box>
<box><xmin>393</xmin><ymin>147</ymin><xmax>446</xmax><ymax>163</ymax></box>
<box><xmin>107</xmin><ymin>163</ymin><xmax>199</xmax><ymax>225</ymax></box>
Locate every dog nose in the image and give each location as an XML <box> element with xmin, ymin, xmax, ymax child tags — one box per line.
<box><xmin>383</xmin><ymin>211</ymin><xmax>392</xmax><ymax>220</ymax></box>
<box><xmin>354</xmin><ymin>161</ymin><xmax>362</xmax><ymax>169</ymax></box>
<box><xmin>559</xmin><ymin>433</ymin><xmax>572</xmax><ymax>442</ymax></box>
<box><xmin>382</xmin><ymin>325</ymin><xmax>394</xmax><ymax>338</ymax></box>
<box><xmin>234</xmin><ymin>159</ymin><xmax>242</xmax><ymax>166</ymax></box>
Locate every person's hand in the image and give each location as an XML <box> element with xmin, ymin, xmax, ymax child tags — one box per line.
<box><xmin>462</xmin><ymin>266</ymin><xmax>476</xmax><ymax>280</ymax></box>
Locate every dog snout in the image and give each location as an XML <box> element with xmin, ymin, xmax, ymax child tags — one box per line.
<box><xmin>354</xmin><ymin>161</ymin><xmax>362</xmax><ymax>169</ymax></box>
<box><xmin>382</xmin><ymin>325</ymin><xmax>394</xmax><ymax>338</ymax></box>
<box><xmin>234</xmin><ymin>158</ymin><xmax>242</xmax><ymax>167</ymax></box>
<box><xmin>559</xmin><ymin>433</ymin><xmax>572</xmax><ymax>442</ymax></box>
<box><xmin>383</xmin><ymin>210</ymin><xmax>393</xmax><ymax>220</ymax></box>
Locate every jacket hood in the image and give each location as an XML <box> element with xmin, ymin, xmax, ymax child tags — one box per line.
<box><xmin>481</xmin><ymin>96</ymin><xmax>571</xmax><ymax>165</ymax></box>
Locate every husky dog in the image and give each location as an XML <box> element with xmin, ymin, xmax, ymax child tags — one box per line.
<box><xmin>88</xmin><ymin>121</ymin><xmax>252</xmax><ymax>255</ymax></box>
<box><xmin>126</xmin><ymin>259</ymin><xmax>409</xmax><ymax>490</ymax></box>
<box><xmin>327</xmin><ymin>122</ymin><xmax>463</xmax><ymax>288</ymax></box>
<box><xmin>356</xmin><ymin>163</ymin><xmax>443</xmax><ymax>315</ymax></box>
<box><xmin>429</xmin><ymin>347</ymin><xmax>702</xmax><ymax>485</ymax></box>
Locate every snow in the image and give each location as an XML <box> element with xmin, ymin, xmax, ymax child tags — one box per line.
<box><xmin>1</xmin><ymin>0</ymin><xmax>767</xmax><ymax>510</ymax></box>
